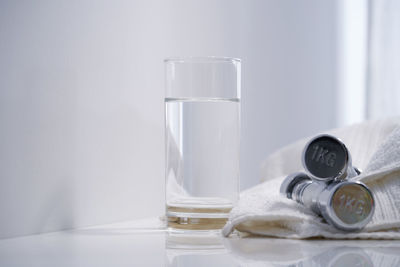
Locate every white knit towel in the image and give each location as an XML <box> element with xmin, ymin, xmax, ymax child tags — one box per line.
<box><xmin>222</xmin><ymin>117</ymin><xmax>400</xmax><ymax>239</ymax></box>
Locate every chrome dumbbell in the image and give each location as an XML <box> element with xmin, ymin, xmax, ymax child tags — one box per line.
<box><xmin>280</xmin><ymin>172</ymin><xmax>374</xmax><ymax>231</ymax></box>
<box><xmin>280</xmin><ymin>134</ymin><xmax>375</xmax><ymax>231</ymax></box>
<box><xmin>302</xmin><ymin>134</ymin><xmax>360</xmax><ymax>181</ymax></box>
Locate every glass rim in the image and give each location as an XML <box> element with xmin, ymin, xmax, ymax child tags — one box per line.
<box><xmin>164</xmin><ymin>56</ymin><xmax>241</xmax><ymax>64</ymax></box>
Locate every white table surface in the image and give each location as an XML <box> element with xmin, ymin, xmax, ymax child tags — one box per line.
<box><xmin>1</xmin><ymin>218</ymin><xmax>399</xmax><ymax>267</ymax></box>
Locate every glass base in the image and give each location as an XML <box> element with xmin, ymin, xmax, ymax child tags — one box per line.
<box><xmin>166</xmin><ymin>206</ymin><xmax>231</xmax><ymax>231</ymax></box>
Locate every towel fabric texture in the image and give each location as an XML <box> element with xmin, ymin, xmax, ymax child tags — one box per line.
<box><xmin>222</xmin><ymin>117</ymin><xmax>400</xmax><ymax>239</ymax></box>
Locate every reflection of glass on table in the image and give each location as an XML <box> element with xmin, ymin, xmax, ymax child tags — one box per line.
<box><xmin>165</xmin><ymin>232</ymin><xmax>240</xmax><ymax>267</ymax></box>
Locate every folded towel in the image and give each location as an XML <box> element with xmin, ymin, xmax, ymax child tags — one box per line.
<box><xmin>222</xmin><ymin>117</ymin><xmax>400</xmax><ymax>239</ymax></box>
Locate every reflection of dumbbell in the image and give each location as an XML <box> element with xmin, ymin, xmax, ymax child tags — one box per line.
<box><xmin>280</xmin><ymin>172</ymin><xmax>374</xmax><ymax>231</ymax></box>
<box><xmin>302</xmin><ymin>134</ymin><xmax>360</xmax><ymax>181</ymax></box>
<box><xmin>310</xmin><ymin>247</ymin><xmax>373</xmax><ymax>267</ymax></box>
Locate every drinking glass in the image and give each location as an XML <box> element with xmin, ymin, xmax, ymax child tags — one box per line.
<box><xmin>165</xmin><ymin>57</ymin><xmax>241</xmax><ymax>232</ymax></box>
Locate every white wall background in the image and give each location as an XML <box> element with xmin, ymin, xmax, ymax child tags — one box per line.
<box><xmin>367</xmin><ymin>0</ymin><xmax>400</xmax><ymax>119</ymax></box>
<box><xmin>0</xmin><ymin>0</ymin><xmax>355</xmax><ymax>239</ymax></box>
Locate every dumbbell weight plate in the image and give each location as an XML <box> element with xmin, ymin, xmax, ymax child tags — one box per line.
<box><xmin>303</xmin><ymin>134</ymin><xmax>349</xmax><ymax>181</ymax></box>
<box><xmin>319</xmin><ymin>181</ymin><xmax>375</xmax><ymax>231</ymax></box>
<box><xmin>331</xmin><ymin>182</ymin><xmax>374</xmax><ymax>225</ymax></box>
